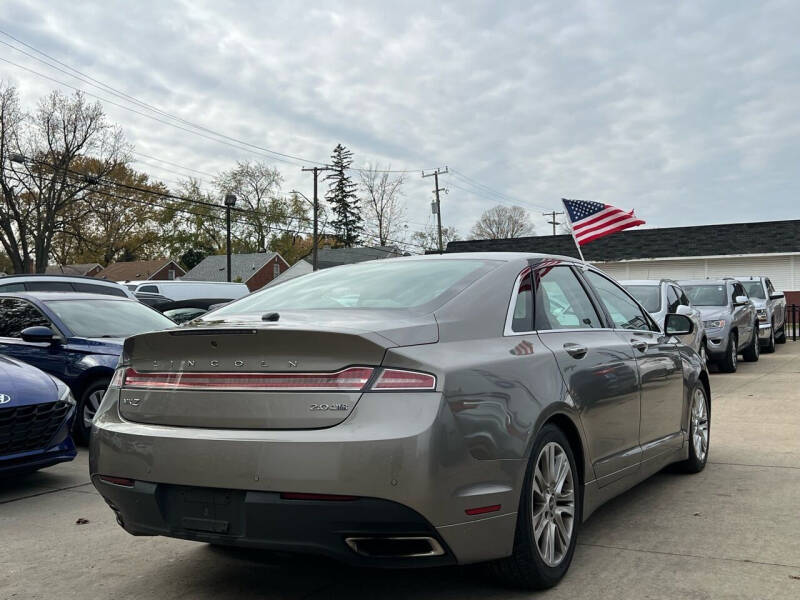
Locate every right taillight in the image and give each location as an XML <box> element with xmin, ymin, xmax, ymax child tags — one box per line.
<box><xmin>371</xmin><ymin>369</ymin><xmax>437</xmax><ymax>391</ymax></box>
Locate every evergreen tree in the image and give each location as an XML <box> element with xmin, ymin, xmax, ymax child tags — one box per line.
<box><xmin>324</xmin><ymin>144</ymin><xmax>363</xmax><ymax>247</ymax></box>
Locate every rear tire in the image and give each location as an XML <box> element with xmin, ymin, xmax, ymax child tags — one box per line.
<box><xmin>718</xmin><ymin>334</ymin><xmax>738</xmax><ymax>373</ymax></box>
<box><xmin>490</xmin><ymin>424</ymin><xmax>581</xmax><ymax>590</ymax></box>
<box><xmin>742</xmin><ymin>324</ymin><xmax>760</xmax><ymax>362</ymax></box>
<box><xmin>677</xmin><ymin>383</ymin><xmax>710</xmax><ymax>473</ymax></box>
<box><xmin>73</xmin><ymin>378</ymin><xmax>110</xmax><ymax>445</ymax></box>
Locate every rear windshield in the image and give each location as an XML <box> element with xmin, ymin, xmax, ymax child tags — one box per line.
<box><xmin>683</xmin><ymin>284</ymin><xmax>727</xmax><ymax>307</ymax></box>
<box><xmin>622</xmin><ymin>285</ymin><xmax>661</xmax><ymax>313</ymax></box>
<box><xmin>739</xmin><ymin>281</ymin><xmax>765</xmax><ymax>299</ymax></box>
<box><xmin>211</xmin><ymin>259</ymin><xmax>496</xmax><ymax>314</ymax></box>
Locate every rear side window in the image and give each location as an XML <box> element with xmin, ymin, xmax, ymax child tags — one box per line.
<box><xmin>138</xmin><ymin>285</ymin><xmax>159</xmax><ymax>293</ymax></box>
<box><xmin>584</xmin><ymin>271</ymin><xmax>657</xmax><ymax>332</ymax></box>
<box><xmin>0</xmin><ymin>282</ymin><xmax>25</xmax><ymax>292</ymax></box>
<box><xmin>535</xmin><ymin>267</ymin><xmax>602</xmax><ymax>330</ymax></box>
<box><xmin>72</xmin><ymin>282</ymin><xmax>127</xmax><ymax>297</ymax></box>
<box><xmin>25</xmin><ymin>281</ymin><xmax>73</xmax><ymax>292</ymax></box>
<box><xmin>0</xmin><ymin>298</ymin><xmax>51</xmax><ymax>338</ymax></box>
<box><xmin>509</xmin><ymin>269</ymin><xmax>533</xmax><ymax>333</ymax></box>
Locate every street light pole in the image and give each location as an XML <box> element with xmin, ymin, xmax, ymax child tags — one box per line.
<box><xmin>224</xmin><ymin>194</ymin><xmax>237</xmax><ymax>282</ymax></box>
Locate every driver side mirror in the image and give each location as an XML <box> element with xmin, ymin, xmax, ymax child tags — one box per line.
<box><xmin>665</xmin><ymin>313</ymin><xmax>694</xmax><ymax>336</ymax></box>
<box><xmin>770</xmin><ymin>292</ymin><xmax>784</xmax><ymax>300</ymax></box>
<box><xmin>20</xmin><ymin>326</ymin><xmax>58</xmax><ymax>344</ymax></box>
<box><xmin>734</xmin><ymin>295</ymin><xmax>749</xmax><ymax>306</ymax></box>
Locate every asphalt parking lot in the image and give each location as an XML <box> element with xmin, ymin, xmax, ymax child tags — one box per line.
<box><xmin>2</xmin><ymin>345</ymin><xmax>799</xmax><ymax>600</ymax></box>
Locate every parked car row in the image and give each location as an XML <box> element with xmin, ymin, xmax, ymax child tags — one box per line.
<box><xmin>620</xmin><ymin>275</ymin><xmax>787</xmax><ymax>373</ymax></box>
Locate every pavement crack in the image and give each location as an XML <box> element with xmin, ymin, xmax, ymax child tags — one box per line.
<box><xmin>578</xmin><ymin>542</ymin><xmax>800</xmax><ymax>570</ymax></box>
<box><xmin>0</xmin><ymin>482</ymin><xmax>92</xmax><ymax>505</ymax></box>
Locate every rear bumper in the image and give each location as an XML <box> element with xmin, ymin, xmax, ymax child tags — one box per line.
<box><xmin>90</xmin><ymin>390</ymin><xmax>522</xmax><ymax>565</ymax></box>
<box><xmin>94</xmin><ymin>478</ymin><xmax>456</xmax><ymax>568</ymax></box>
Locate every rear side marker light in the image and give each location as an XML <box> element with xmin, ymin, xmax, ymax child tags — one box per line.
<box><xmin>372</xmin><ymin>369</ymin><xmax>436</xmax><ymax>390</ymax></box>
<box><xmin>280</xmin><ymin>492</ymin><xmax>358</xmax><ymax>501</ymax></box>
<box><xmin>465</xmin><ymin>504</ymin><xmax>501</xmax><ymax>516</ymax></box>
<box><xmin>99</xmin><ymin>476</ymin><xmax>135</xmax><ymax>487</ymax></box>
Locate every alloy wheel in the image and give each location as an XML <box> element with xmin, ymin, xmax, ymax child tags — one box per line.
<box><xmin>83</xmin><ymin>389</ymin><xmax>106</xmax><ymax>429</ymax></box>
<box><xmin>531</xmin><ymin>442</ymin><xmax>575</xmax><ymax>567</ymax></box>
<box><xmin>691</xmin><ymin>388</ymin><xmax>709</xmax><ymax>462</ymax></box>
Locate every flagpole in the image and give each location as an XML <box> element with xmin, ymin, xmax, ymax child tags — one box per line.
<box><xmin>561</xmin><ymin>198</ymin><xmax>586</xmax><ymax>262</ymax></box>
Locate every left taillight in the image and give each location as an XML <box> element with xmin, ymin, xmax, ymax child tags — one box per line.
<box><xmin>108</xmin><ymin>367</ymin><xmax>127</xmax><ymax>389</ymax></box>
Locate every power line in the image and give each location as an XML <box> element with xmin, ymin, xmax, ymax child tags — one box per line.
<box><xmin>448</xmin><ymin>168</ymin><xmax>552</xmax><ymax>212</ymax></box>
<box><xmin>1</xmin><ymin>161</ymin><xmax>428</xmax><ymax>251</ymax></box>
<box><xmin>0</xmin><ymin>32</ymin><xmax>432</xmax><ymax>174</ymax></box>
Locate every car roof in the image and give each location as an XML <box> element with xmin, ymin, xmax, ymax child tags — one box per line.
<box><xmin>0</xmin><ymin>291</ymin><xmax>135</xmax><ymax>301</ymax></box>
<box><xmin>378</xmin><ymin>252</ymin><xmax>583</xmax><ymax>264</ymax></box>
<box><xmin>0</xmin><ymin>273</ymin><xmax>117</xmax><ymax>284</ymax></box>
<box><xmin>618</xmin><ymin>279</ymin><xmax>678</xmax><ymax>286</ymax></box>
<box><xmin>734</xmin><ymin>276</ymin><xmax>763</xmax><ymax>281</ymax></box>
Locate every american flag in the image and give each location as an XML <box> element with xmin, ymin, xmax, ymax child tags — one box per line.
<box><xmin>562</xmin><ymin>199</ymin><xmax>645</xmax><ymax>246</ymax></box>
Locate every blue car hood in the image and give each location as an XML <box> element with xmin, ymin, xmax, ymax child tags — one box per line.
<box><xmin>0</xmin><ymin>354</ymin><xmax>58</xmax><ymax>407</ymax></box>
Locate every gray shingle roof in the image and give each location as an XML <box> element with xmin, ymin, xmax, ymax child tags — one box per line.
<box><xmin>314</xmin><ymin>246</ymin><xmax>403</xmax><ymax>269</ymax></box>
<box><xmin>447</xmin><ymin>219</ymin><xmax>800</xmax><ymax>262</ymax></box>
<box><xmin>261</xmin><ymin>259</ymin><xmax>313</xmax><ymax>289</ymax></box>
<box><xmin>183</xmin><ymin>252</ymin><xmax>279</xmax><ymax>283</ymax></box>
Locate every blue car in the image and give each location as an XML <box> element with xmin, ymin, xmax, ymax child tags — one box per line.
<box><xmin>0</xmin><ymin>292</ymin><xmax>175</xmax><ymax>443</ymax></box>
<box><xmin>0</xmin><ymin>354</ymin><xmax>77</xmax><ymax>476</ymax></box>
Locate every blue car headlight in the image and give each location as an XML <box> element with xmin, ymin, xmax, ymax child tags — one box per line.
<box><xmin>51</xmin><ymin>376</ymin><xmax>76</xmax><ymax>406</ymax></box>
<box><xmin>704</xmin><ymin>319</ymin><xmax>725</xmax><ymax>329</ymax></box>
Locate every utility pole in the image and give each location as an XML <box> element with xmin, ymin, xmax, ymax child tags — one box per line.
<box><xmin>302</xmin><ymin>166</ymin><xmax>334</xmax><ymax>270</ymax></box>
<box><xmin>224</xmin><ymin>194</ymin><xmax>237</xmax><ymax>281</ymax></box>
<box><xmin>422</xmin><ymin>166</ymin><xmax>448</xmax><ymax>253</ymax></box>
<box><xmin>542</xmin><ymin>210</ymin><xmax>565</xmax><ymax>236</ymax></box>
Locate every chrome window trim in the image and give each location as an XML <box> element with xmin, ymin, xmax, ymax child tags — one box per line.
<box><xmin>503</xmin><ymin>267</ymin><xmax>533</xmax><ymax>336</ymax></box>
<box><xmin>504</xmin><ymin>266</ymin><xmax>615</xmax><ymax>337</ymax></box>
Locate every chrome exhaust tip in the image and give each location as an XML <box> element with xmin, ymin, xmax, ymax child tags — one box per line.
<box><xmin>344</xmin><ymin>536</ymin><xmax>445</xmax><ymax>558</ymax></box>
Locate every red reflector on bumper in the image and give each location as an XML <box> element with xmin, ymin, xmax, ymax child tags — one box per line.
<box><xmin>465</xmin><ymin>504</ymin><xmax>501</xmax><ymax>516</ymax></box>
<box><xmin>280</xmin><ymin>492</ymin><xmax>358</xmax><ymax>501</ymax></box>
<box><xmin>99</xmin><ymin>476</ymin><xmax>135</xmax><ymax>487</ymax></box>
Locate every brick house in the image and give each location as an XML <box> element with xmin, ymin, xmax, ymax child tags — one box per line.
<box><xmin>95</xmin><ymin>259</ymin><xmax>185</xmax><ymax>282</ymax></box>
<box><xmin>182</xmin><ymin>252</ymin><xmax>289</xmax><ymax>292</ymax></box>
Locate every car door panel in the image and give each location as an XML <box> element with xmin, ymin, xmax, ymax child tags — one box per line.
<box><xmin>581</xmin><ymin>271</ymin><xmax>685</xmax><ymax>464</ymax></box>
<box><xmin>533</xmin><ymin>265</ymin><xmax>641</xmax><ymax>487</ymax></box>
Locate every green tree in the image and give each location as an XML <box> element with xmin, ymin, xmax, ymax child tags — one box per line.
<box><xmin>324</xmin><ymin>144</ymin><xmax>362</xmax><ymax>247</ymax></box>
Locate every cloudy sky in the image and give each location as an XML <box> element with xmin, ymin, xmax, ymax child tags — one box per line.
<box><xmin>1</xmin><ymin>0</ymin><xmax>798</xmax><ymax>244</ymax></box>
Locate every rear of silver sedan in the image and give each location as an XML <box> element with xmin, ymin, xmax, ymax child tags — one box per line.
<box><xmin>89</xmin><ymin>266</ymin><xmax>522</xmax><ymax>568</ymax></box>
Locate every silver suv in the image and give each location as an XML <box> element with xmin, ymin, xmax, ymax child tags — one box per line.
<box><xmin>620</xmin><ymin>279</ymin><xmax>707</xmax><ymax>362</ymax></box>
<box><xmin>734</xmin><ymin>276</ymin><xmax>787</xmax><ymax>352</ymax></box>
<box><xmin>679</xmin><ymin>278</ymin><xmax>759</xmax><ymax>372</ymax></box>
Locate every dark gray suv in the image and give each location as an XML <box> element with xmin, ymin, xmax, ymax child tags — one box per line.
<box><xmin>679</xmin><ymin>278</ymin><xmax>759</xmax><ymax>372</ymax></box>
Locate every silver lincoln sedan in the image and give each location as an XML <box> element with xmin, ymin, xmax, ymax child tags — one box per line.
<box><xmin>90</xmin><ymin>253</ymin><xmax>710</xmax><ymax>590</ymax></box>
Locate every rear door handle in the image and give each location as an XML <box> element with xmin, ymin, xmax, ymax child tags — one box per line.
<box><xmin>563</xmin><ymin>343</ymin><xmax>588</xmax><ymax>359</ymax></box>
<box><xmin>631</xmin><ymin>340</ymin><xmax>648</xmax><ymax>352</ymax></box>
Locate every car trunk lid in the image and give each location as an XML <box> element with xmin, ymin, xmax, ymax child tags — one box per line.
<box><xmin>118</xmin><ymin>311</ymin><xmax>437</xmax><ymax>430</ymax></box>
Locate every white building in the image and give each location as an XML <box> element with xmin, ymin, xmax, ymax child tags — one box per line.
<box><xmin>447</xmin><ymin>219</ymin><xmax>800</xmax><ymax>304</ymax></box>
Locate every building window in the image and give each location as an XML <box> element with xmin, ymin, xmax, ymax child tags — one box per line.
<box><xmin>273</xmin><ymin>263</ymin><xmax>280</xmax><ymax>278</ymax></box>
<box><xmin>168</xmin><ymin>269</ymin><xmax>176</xmax><ymax>280</ymax></box>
